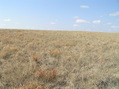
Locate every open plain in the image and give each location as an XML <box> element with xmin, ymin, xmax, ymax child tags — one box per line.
<box><xmin>0</xmin><ymin>29</ymin><xmax>119</xmax><ymax>89</ymax></box>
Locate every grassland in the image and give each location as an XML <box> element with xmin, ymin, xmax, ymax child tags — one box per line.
<box><xmin>0</xmin><ymin>29</ymin><xmax>119</xmax><ymax>89</ymax></box>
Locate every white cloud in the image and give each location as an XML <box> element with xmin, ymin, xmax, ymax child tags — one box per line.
<box><xmin>76</xmin><ymin>19</ymin><xmax>89</xmax><ymax>23</ymax></box>
<box><xmin>107</xmin><ymin>23</ymin><xmax>112</xmax><ymax>25</ymax></box>
<box><xmin>73</xmin><ymin>16</ymin><xmax>79</xmax><ymax>19</ymax></box>
<box><xmin>50</xmin><ymin>22</ymin><xmax>56</xmax><ymax>25</ymax></box>
<box><xmin>92</xmin><ymin>20</ymin><xmax>101</xmax><ymax>24</ymax></box>
<box><xmin>100</xmin><ymin>16</ymin><xmax>103</xmax><ymax>18</ymax></box>
<box><xmin>73</xmin><ymin>24</ymin><xmax>79</xmax><ymax>27</ymax></box>
<box><xmin>111</xmin><ymin>26</ymin><xmax>119</xmax><ymax>28</ymax></box>
<box><xmin>3</xmin><ymin>18</ymin><xmax>11</xmax><ymax>22</ymax></box>
<box><xmin>109</xmin><ymin>12</ymin><xmax>119</xmax><ymax>16</ymax></box>
<box><xmin>0</xmin><ymin>24</ymin><xmax>6</xmax><ymax>26</ymax></box>
<box><xmin>80</xmin><ymin>5</ymin><xmax>89</xmax><ymax>8</ymax></box>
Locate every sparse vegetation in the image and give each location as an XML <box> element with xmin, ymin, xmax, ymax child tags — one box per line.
<box><xmin>0</xmin><ymin>29</ymin><xmax>119</xmax><ymax>89</ymax></box>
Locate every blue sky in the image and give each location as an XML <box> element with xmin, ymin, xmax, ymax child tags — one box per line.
<box><xmin>0</xmin><ymin>0</ymin><xmax>119</xmax><ymax>32</ymax></box>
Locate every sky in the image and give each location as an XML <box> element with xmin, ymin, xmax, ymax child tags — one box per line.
<box><xmin>0</xmin><ymin>0</ymin><xmax>119</xmax><ymax>32</ymax></box>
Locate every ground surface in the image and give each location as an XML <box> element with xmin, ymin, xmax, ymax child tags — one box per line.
<box><xmin>0</xmin><ymin>29</ymin><xmax>119</xmax><ymax>89</ymax></box>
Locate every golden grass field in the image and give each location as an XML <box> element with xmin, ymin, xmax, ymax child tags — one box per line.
<box><xmin>0</xmin><ymin>29</ymin><xmax>119</xmax><ymax>89</ymax></box>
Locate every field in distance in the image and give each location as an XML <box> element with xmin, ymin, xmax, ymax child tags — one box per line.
<box><xmin>0</xmin><ymin>29</ymin><xmax>119</xmax><ymax>89</ymax></box>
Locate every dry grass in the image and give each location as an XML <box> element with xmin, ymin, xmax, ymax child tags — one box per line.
<box><xmin>32</xmin><ymin>56</ymin><xmax>38</xmax><ymax>61</ymax></box>
<box><xmin>34</xmin><ymin>69</ymin><xmax>57</xmax><ymax>82</ymax></box>
<box><xmin>49</xmin><ymin>49</ymin><xmax>61</xmax><ymax>58</ymax></box>
<box><xmin>14</xmin><ymin>81</ymin><xmax>44</xmax><ymax>89</ymax></box>
<box><xmin>0</xmin><ymin>29</ymin><xmax>119</xmax><ymax>89</ymax></box>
